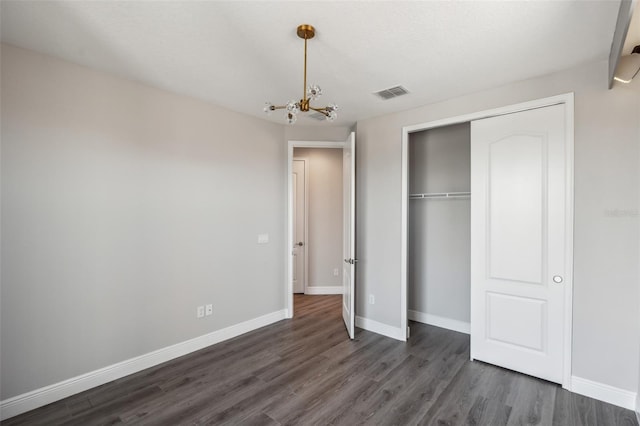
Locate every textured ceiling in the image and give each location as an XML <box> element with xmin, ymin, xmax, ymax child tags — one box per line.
<box><xmin>0</xmin><ymin>1</ymin><xmax>621</xmax><ymax>127</ymax></box>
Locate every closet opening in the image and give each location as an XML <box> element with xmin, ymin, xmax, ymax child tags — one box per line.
<box><xmin>407</xmin><ymin>123</ymin><xmax>471</xmax><ymax>336</ymax></box>
<box><xmin>400</xmin><ymin>94</ymin><xmax>574</xmax><ymax>388</ymax></box>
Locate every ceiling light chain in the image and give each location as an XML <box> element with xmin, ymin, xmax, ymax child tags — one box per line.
<box><xmin>264</xmin><ymin>24</ymin><xmax>338</xmax><ymax>124</ymax></box>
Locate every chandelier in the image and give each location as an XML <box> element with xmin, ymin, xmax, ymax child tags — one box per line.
<box><xmin>264</xmin><ymin>24</ymin><xmax>338</xmax><ymax>124</ymax></box>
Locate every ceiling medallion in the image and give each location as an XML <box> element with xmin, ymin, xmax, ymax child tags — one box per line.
<box><xmin>264</xmin><ymin>24</ymin><xmax>338</xmax><ymax>124</ymax></box>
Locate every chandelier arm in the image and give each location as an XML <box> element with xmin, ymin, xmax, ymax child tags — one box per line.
<box><xmin>309</xmin><ymin>107</ymin><xmax>330</xmax><ymax>116</ymax></box>
<box><xmin>270</xmin><ymin>105</ymin><xmax>287</xmax><ymax>111</ymax></box>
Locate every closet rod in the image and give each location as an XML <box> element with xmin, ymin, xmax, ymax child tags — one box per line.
<box><xmin>409</xmin><ymin>192</ymin><xmax>471</xmax><ymax>199</ymax></box>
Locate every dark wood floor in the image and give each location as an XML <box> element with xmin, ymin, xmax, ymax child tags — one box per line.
<box><xmin>3</xmin><ymin>295</ymin><xmax>637</xmax><ymax>425</ymax></box>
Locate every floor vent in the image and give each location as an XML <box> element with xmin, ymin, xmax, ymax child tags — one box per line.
<box><xmin>373</xmin><ymin>85</ymin><xmax>409</xmax><ymax>100</ymax></box>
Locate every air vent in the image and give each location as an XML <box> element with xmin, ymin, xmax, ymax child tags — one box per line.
<box><xmin>373</xmin><ymin>85</ymin><xmax>409</xmax><ymax>100</ymax></box>
<box><xmin>309</xmin><ymin>112</ymin><xmax>327</xmax><ymax>121</ymax></box>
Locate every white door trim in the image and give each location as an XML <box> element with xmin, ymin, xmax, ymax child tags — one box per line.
<box><xmin>286</xmin><ymin>140</ymin><xmax>346</xmax><ymax>318</ymax></box>
<box><xmin>400</xmin><ymin>93</ymin><xmax>574</xmax><ymax>389</ymax></box>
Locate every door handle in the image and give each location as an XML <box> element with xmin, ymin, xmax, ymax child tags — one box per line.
<box><xmin>552</xmin><ymin>275</ymin><xmax>563</xmax><ymax>283</ymax></box>
<box><xmin>343</xmin><ymin>258</ymin><xmax>359</xmax><ymax>265</ymax></box>
<box><xmin>296</xmin><ymin>242</ymin><xmax>303</xmax><ymax>247</ymax></box>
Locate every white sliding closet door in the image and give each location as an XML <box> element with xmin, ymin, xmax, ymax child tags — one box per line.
<box><xmin>470</xmin><ymin>104</ymin><xmax>570</xmax><ymax>384</ymax></box>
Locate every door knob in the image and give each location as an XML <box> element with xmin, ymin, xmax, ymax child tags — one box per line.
<box><xmin>553</xmin><ymin>275</ymin><xmax>563</xmax><ymax>283</ymax></box>
<box><xmin>296</xmin><ymin>242</ymin><xmax>303</xmax><ymax>247</ymax></box>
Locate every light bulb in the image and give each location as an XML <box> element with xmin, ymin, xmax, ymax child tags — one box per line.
<box><xmin>307</xmin><ymin>84</ymin><xmax>322</xmax><ymax>100</ymax></box>
<box><xmin>285</xmin><ymin>100</ymin><xmax>299</xmax><ymax>115</ymax></box>
<box><xmin>325</xmin><ymin>103</ymin><xmax>338</xmax><ymax>121</ymax></box>
<box><xmin>286</xmin><ymin>112</ymin><xmax>297</xmax><ymax>125</ymax></box>
<box><xmin>263</xmin><ymin>102</ymin><xmax>274</xmax><ymax>115</ymax></box>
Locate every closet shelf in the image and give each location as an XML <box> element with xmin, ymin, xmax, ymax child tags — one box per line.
<box><xmin>410</xmin><ymin>192</ymin><xmax>471</xmax><ymax>200</ymax></box>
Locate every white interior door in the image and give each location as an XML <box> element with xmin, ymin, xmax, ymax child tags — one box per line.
<box><xmin>292</xmin><ymin>159</ymin><xmax>306</xmax><ymax>294</ymax></box>
<box><xmin>342</xmin><ymin>132</ymin><xmax>356</xmax><ymax>339</ymax></box>
<box><xmin>470</xmin><ymin>104</ymin><xmax>569</xmax><ymax>384</ymax></box>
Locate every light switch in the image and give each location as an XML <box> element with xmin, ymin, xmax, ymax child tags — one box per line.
<box><xmin>258</xmin><ymin>233</ymin><xmax>269</xmax><ymax>244</ymax></box>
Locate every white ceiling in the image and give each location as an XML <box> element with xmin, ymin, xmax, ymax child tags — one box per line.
<box><xmin>0</xmin><ymin>1</ymin><xmax>622</xmax><ymax>127</ymax></box>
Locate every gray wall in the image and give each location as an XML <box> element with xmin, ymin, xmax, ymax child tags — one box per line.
<box><xmin>0</xmin><ymin>45</ymin><xmax>286</xmax><ymax>399</ymax></box>
<box><xmin>356</xmin><ymin>59</ymin><xmax>640</xmax><ymax>392</ymax></box>
<box><xmin>2</xmin><ymin>40</ymin><xmax>638</xmax><ymax>404</ymax></box>
<box><xmin>285</xmin><ymin>126</ymin><xmax>353</xmax><ymax>143</ymax></box>
<box><xmin>408</xmin><ymin>124</ymin><xmax>470</xmax><ymax>323</ymax></box>
<box><xmin>293</xmin><ymin>148</ymin><xmax>343</xmax><ymax>289</ymax></box>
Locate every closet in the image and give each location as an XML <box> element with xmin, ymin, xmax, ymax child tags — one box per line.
<box><xmin>403</xmin><ymin>98</ymin><xmax>573</xmax><ymax>385</ymax></box>
<box><xmin>408</xmin><ymin>122</ymin><xmax>471</xmax><ymax>334</ymax></box>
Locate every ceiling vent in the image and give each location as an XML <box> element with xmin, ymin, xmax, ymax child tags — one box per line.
<box><xmin>373</xmin><ymin>85</ymin><xmax>409</xmax><ymax>100</ymax></box>
<box><xmin>309</xmin><ymin>112</ymin><xmax>328</xmax><ymax>121</ymax></box>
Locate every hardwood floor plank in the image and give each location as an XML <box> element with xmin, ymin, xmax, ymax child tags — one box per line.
<box><xmin>261</xmin><ymin>350</ymin><xmax>391</xmax><ymax>423</ymax></box>
<box><xmin>1</xmin><ymin>400</ymin><xmax>73</xmax><ymax>426</ymax></box>
<box><xmin>236</xmin><ymin>411</ymin><xmax>282</xmax><ymax>426</ymax></box>
<box><xmin>551</xmin><ymin>387</ymin><xmax>575</xmax><ymax>426</ymax></box>
<box><xmin>418</xmin><ymin>359</ymin><xmax>492</xmax><ymax>426</ymax></box>
<box><xmin>351</xmin><ymin>354</ymin><xmax>436</xmax><ymax>425</ymax></box>
<box><xmin>143</xmin><ymin>374</ymin><xmax>264</xmax><ymax>425</ymax></box>
<box><xmin>2</xmin><ymin>295</ymin><xmax>637</xmax><ymax>426</ymax></box>
<box><xmin>304</xmin><ymin>377</ymin><xmax>382</xmax><ymax>426</ymax></box>
<box><xmin>61</xmin><ymin>385</ymin><xmax>164</xmax><ymax>426</ymax></box>
<box><xmin>504</xmin><ymin>373</ymin><xmax>557</xmax><ymax>426</ymax></box>
<box><xmin>552</xmin><ymin>388</ymin><xmax>638</xmax><ymax>426</ymax></box>
<box><xmin>371</xmin><ymin>357</ymin><xmax>468</xmax><ymax>425</ymax></box>
<box><xmin>467</xmin><ymin>395</ymin><xmax>513</xmax><ymax>425</ymax></box>
<box><xmin>195</xmin><ymin>377</ymin><xmax>291</xmax><ymax>425</ymax></box>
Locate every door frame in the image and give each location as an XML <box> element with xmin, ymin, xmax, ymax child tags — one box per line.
<box><xmin>291</xmin><ymin>157</ymin><xmax>310</xmax><ymax>294</ymax></box>
<box><xmin>286</xmin><ymin>140</ymin><xmax>346</xmax><ymax>318</ymax></box>
<box><xmin>400</xmin><ymin>93</ymin><xmax>575</xmax><ymax>389</ymax></box>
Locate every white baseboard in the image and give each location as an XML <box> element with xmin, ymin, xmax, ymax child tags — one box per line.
<box><xmin>570</xmin><ymin>376</ymin><xmax>637</xmax><ymax>410</ymax></box>
<box><xmin>305</xmin><ymin>286</ymin><xmax>342</xmax><ymax>295</ymax></box>
<box><xmin>408</xmin><ymin>310</ymin><xmax>470</xmax><ymax>335</ymax></box>
<box><xmin>355</xmin><ymin>316</ymin><xmax>405</xmax><ymax>341</ymax></box>
<box><xmin>0</xmin><ymin>309</ymin><xmax>287</xmax><ymax>421</ymax></box>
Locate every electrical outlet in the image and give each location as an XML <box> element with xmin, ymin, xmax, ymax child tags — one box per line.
<box><xmin>258</xmin><ymin>233</ymin><xmax>269</xmax><ymax>244</ymax></box>
<box><xmin>205</xmin><ymin>304</ymin><xmax>213</xmax><ymax>316</ymax></box>
<box><xmin>369</xmin><ymin>294</ymin><xmax>375</xmax><ymax>305</ymax></box>
<box><xmin>333</xmin><ymin>268</ymin><xmax>339</xmax><ymax>276</ymax></box>
<box><xmin>197</xmin><ymin>306</ymin><xmax>205</xmax><ymax>318</ymax></box>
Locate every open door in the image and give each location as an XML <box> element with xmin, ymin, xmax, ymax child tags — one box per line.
<box><xmin>292</xmin><ymin>159</ymin><xmax>306</xmax><ymax>294</ymax></box>
<box><xmin>342</xmin><ymin>132</ymin><xmax>356</xmax><ymax>339</ymax></box>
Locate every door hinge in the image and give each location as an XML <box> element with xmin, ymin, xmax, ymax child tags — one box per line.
<box><xmin>407</xmin><ymin>326</ymin><xmax>411</xmax><ymax>339</ymax></box>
